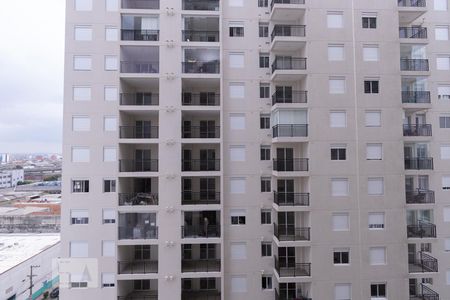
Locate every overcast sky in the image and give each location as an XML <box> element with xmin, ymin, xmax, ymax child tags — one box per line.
<box><xmin>0</xmin><ymin>1</ymin><xmax>65</xmax><ymax>154</ymax></box>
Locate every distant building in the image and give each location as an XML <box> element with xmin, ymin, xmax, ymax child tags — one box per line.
<box><xmin>0</xmin><ymin>153</ymin><xmax>10</xmax><ymax>164</ymax></box>
<box><xmin>0</xmin><ymin>169</ymin><xmax>24</xmax><ymax>188</ymax></box>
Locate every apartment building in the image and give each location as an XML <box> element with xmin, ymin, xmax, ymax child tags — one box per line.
<box><xmin>62</xmin><ymin>0</ymin><xmax>450</xmax><ymax>299</ymax></box>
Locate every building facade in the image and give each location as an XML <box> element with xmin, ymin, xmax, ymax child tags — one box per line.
<box><xmin>0</xmin><ymin>169</ymin><xmax>24</xmax><ymax>188</ymax></box>
<box><xmin>62</xmin><ymin>0</ymin><xmax>450</xmax><ymax>299</ymax></box>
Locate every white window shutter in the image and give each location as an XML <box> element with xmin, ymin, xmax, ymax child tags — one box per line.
<box><xmin>70</xmin><ymin>241</ymin><xmax>88</xmax><ymax>257</ymax></box>
<box><xmin>230</xmin><ymin>178</ymin><xmax>246</xmax><ymax>194</ymax></box>
<box><xmin>229</xmin><ymin>53</ymin><xmax>245</xmax><ymax>68</ymax></box>
<box><xmin>231</xmin><ymin>276</ymin><xmax>247</xmax><ymax>292</ymax></box>
<box><xmin>365</xmin><ymin>111</ymin><xmax>381</xmax><ymax>127</ymax></box>
<box><xmin>73</xmin><ymin>86</ymin><xmax>91</xmax><ymax>101</ymax></box>
<box><xmin>369</xmin><ymin>247</ymin><xmax>386</xmax><ymax>265</ymax></box>
<box><xmin>231</xmin><ymin>243</ymin><xmax>247</xmax><ymax>259</ymax></box>
<box><xmin>335</xmin><ymin>284</ymin><xmax>351</xmax><ymax>300</ymax></box>
<box><xmin>72</xmin><ymin>116</ymin><xmax>91</xmax><ymax>131</ymax></box>
<box><xmin>229</xmin><ymin>83</ymin><xmax>245</xmax><ymax>98</ymax></box>
<box><xmin>332</xmin><ymin>179</ymin><xmax>349</xmax><ymax>196</ymax></box>
<box><xmin>366</xmin><ymin>144</ymin><xmax>382</xmax><ymax>160</ymax></box>
<box><xmin>332</xmin><ymin>213</ymin><xmax>349</xmax><ymax>231</ymax></box>
<box><xmin>102</xmin><ymin>240</ymin><xmax>116</xmax><ymax>257</ymax></box>
<box><xmin>368</xmin><ymin>178</ymin><xmax>384</xmax><ymax>195</ymax></box>
<box><xmin>230</xmin><ymin>146</ymin><xmax>246</xmax><ymax>161</ymax></box>
<box><xmin>72</xmin><ymin>147</ymin><xmax>90</xmax><ymax>163</ymax></box>
<box><xmin>230</xmin><ymin>114</ymin><xmax>246</xmax><ymax>130</ymax></box>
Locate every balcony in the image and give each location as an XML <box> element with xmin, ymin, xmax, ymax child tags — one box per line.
<box><xmin>274</xmin><ymin>224</ymin><xmax>310</xmax><ymax>241</ymax></box>
<box><xmin>183</xmin><ymin>31</ymin><xmax>219</xmax><ymax>42</ymax></box>
<box><xmin>398</xmin><ymin>0</ymin><xmax>426</xmax><ymax>7</ymax></box>
<box><xmin>119</xmin><ymin>225</ymin><xmax>158</xmax><ymax>240</ymax></box>
<box><xmin>272</xmin><ymin>124</ymin><xmax>308</xmax><ymax>138</ymax></box>
<box><xmin>120</xmin><ymin>126</ymin><xmax>159</xmax><ymax>139</ymax></box>
<box><xmin>399</xmin><ymin>27</ymin><xmax>427</xmax><ymax>39</ymax></box>
<box><xmin>121</xmin><ymin>0</ymin><xmax>160</xmax><ymax>9</ymax></box>
<box><xmin>182</xmin><ymin>126</ymin><xmax>220</xmax><ymax>139</ymax></box>
<box><xmin>182</xmin><ymin>61</ymin><xmax>220</xmax><ymax>74</ymax></box>
<box><xmin>182</xmin><ymin>0</ymin><xmax>220</xmax><ymax>11</ymax></box>
<box><xmin>182</xmin><ymin>259</ymin><xmax>221</xmax><ymax>272</ymax></box>
<box><xmin>182</xmin><ymin>191</ymin><xmax>220</xmax><ymax>205</ymax></box>
<box><xmin>182</xmin><ymin>159</ymin><xmax>220</xmax><ymax>172</ymax></box>
<box><xmin>121</xmin><ymin>46</ymin><xmax>159</xmax><ymax>74</ymax></box>
<box><xmin>406</xmin><ymin>189</ymin><xmax>435</xmax><ymax>204</ymax></box>
<box><xmin>403</xmin><ymin>124</ymin><xmax>432</xmax><ymax>136</ymax></box>
<box><xmin>274</xmin><ymin>257</ymin><xmax>311</xmax><ymax>277</ymax></box>
<box><xmin>120</xmin><ymin>93</ymin><xmax>159</xmax><ymax>106</ymax></box>
<box><xmin>400</xmin><ymin>59</ymin><xmax>429</xmax><ymax>72</ymax></box>
<box><xmin>402</xmin><ymin>91</ymin><xmax>431</xmax><ymax>104</ymax></box>
<box><xmin>270</xmin><ymin>0</ymin><xmax>306</xmax><ymax>21</ymax></box>
<box><xmin>271</xmin><ymin>25</ymin><xmax>306</xmax><ymax>51</ymax></box>
<box><xmin>118</xmin><ymin>260</ymin><xmax>158</xmax><ymax>274</ymax></box>
<box><xmin>119</xmin><ymin>159</ymin><xmax>158</xmax><ymax>172</ymax></box>
<box><xmin>119</xmin><ymin>193</ymin><xmax>159</xmax><ymax>206</ymax></box>
<box><xmin>121</xmin><ymin>30</ymin><xmax>159</xmax><ymax>41</ymax></box>
<box><xmin>121</xmin><ymin>61</ymin><xmax>159</xmax><ymax>74</ymax></box>
<box><xmin>118</xmin><ymin>291</ymin><xmax>158</xmax><ymax>300</ymax></box>
<box><xmin>272</xmin><ymin>91</ymin><xmax>307</xmax><ymax>105</ymax></box>
<box><xmin>275</xmin><ymin>289</ymin><xmax>312</xmax><ymax>300</ymax></box>
<box><xmin>398</xmin><ymin>0</ymin><xmax>427</xmax><ymax>23</ymax></box>
<box><xmin>407</xmin><ymin>222</ymin><xmax>436</xmax><ymax>238</ymax></box>
<box><xmin>274</xmin><ymin>192</ymin><xmax>309</xmax><ymax>206</ymax></box>
<box><xmin>273</xmin><ymin>159</ymin><xmax>309</xmax><ymax>172</ymax></box>
<box><xmin>404</xmin><ymin>158</ymin><xmax>433</xmax><ymax>170</ymax></box>
<box><xmin>410</xmin><ymin>284</ymin><xmax>439</xmax><ymax>300</ymax></box>
<box><xmin>182</xmin><ymin>92</ymin><xmax>220</xmax><ymax>106</ymax></box>
<box><xmin>272</xmin><ymin>57</ymin><xmax>307</xmax><ymax>81</ymax></box>
<box><xmin>409</xmin><ymin>252</ymin><xmax>438</xmax><ymax>273</ymax></box>
<box><xmin>182</xmin><ymin>225</ymin><xmax>220</xmax><ymax>238</ymax></box>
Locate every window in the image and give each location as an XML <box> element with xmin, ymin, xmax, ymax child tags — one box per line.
<box><xmin>103</xmin><ymin>179</ymin><xmax>116</xmax><ymax>192</ymax></box>
<box><xmin>72</xmin><ymin>180</ymin><xmax>89</xmax><ymax>193</ymax></box>
<box><xmin>104</xmin><ymin>116</ymin><xmax>117</xmax><ymax>131</ymax></box>
<box><xmin>70</xmin><ymin>241</ymin><xmax>88</xmax><ymax>258</ymax></box>
<box><xmin>230</xmin><ymin>146</ymin><xmax>246</xmax><ymax>162</ymax></box>
<box><xmin>71</xmin><ymin>209</ymin><xmax>89</xmax><ymax>224</ymax></box>
<box><xmin>231</xmin><ymin>243</ymin><xmax>247</xmax><ymax>259</ymax></box>
<box><xmin>105</xmin><ymin>26</ymin><xmax>118</xmax><ymax>41</ymax></box>
<box><xmin>441</xmin><ymin>145</ymin><xmax>450</xmax><ymax>159</ymax></box>
<box><xmin>74</xmin><ymin>56</ymin><xmax>92</xmax><ymax>71</ymax></box>
<box><xmin>445</xmin><ymin>238</ymin><xmax>450</xmax><ymax>251</ymax></box>
<box><xmin>229</xmin><ymin>22</ymin><xmax>244</xmax><ymax>37</ymax></box>
<box><xmin>102</xmin><ymin>240</ymin><xmax>115</xmax><ymax>257</ymax></box>
<box><xmin>261</xmin><ymin>242</ymin><xmax>272</xmax><ymax>256</ymax></box>
<box><xmin>259</xmin><ymin>53</ymin><xmax>269</xmax><ymax>68</ymax></box>
<box><xmin>231</xmin><ymin>209</ymin><xmax>246</xmax><ymax>225</ymax></box>
<box><xmin>368</xmin><ymin>177</ymin><xmax>384</xmax><ymax>195</ymax></box>
<box><xmin>443</xmin><ymin>176</ymin><xmax>450</xmax><ymax>190</ymax></box>
<box><xmin>369</xmin><ymin>247</ymin><xmax>386</xmax><ymax>265</ymax></box>
<box><xmin>447</xmin><ymin>270</ymin><xmax>450</xmax><ymax>285</ymax></box>
<box><xmin>103</xmin><ymin>147</ymin><xmax>117</xmax><ymax>162</ymax></box>
<box><xmin>335</xmin><ymin>284</ymin><xmax>351</xmax><ymax>300</ymax></box>
<box><xmin>261</xmin><ymin>146</ymin><xmax>271</xmax><ymax>160</ymax></box>
<box><xmin>260</xmin><ymin>114</ymin><xmax>271</xmax><ymax>129</ymax></box>
<box><xmin>261</xmin><ymin>209</ymin><xmax>271</xmax><ymax>224</ymax></box>
<box><xmin>332</xmin><ymin>213</ymin><xmax>350</xmax><ymax>231</ymax></box>
<box><xmin>70</xmin><ymin>274</ymin><xmax>88</xmax><ymax>288</ymax></box>
<box><xmin>331</xmin><ymin>144</ymin><xmax>347</xmax><ymax>160</ymax></box>
<box><xmin>105</xmin><ymin>55</ymin><xmax>118</xmax><ymax>70</ymax></box>
<box><xmin>438</xmin><ymin>85</ymin><xmax>450</xmax><ymax>100</ymax></box>
<box><xmin>260</xmin><ymin>83</ymin><xmax>270</xmax><ymax>98</ymax></box>
<box><xmin>370</xmin><ymin>283</ymin><xmax>386</xmax><ymax>298</ymax></box>
<box><xmin>229</xmin><ymin>0</ymin><xmax>244</xmax><ymax>7</ymax></box>
<box><xmin>329</xmin><ymin>77</ymin><xmax>346</xmax><ymax>94</ymax></box>
<box><xmin>333</xmin><ymin>248</ymin><xmax>350</xmax><ymax>264</ymax></box>
<box><xmin>74</xmin><ymin>26</ymin><xmax>92</xmax><ymax>41</ymax></box>
<box><xmin>230</xmin><ymin>114</ymin><xmax>246</xmax><ymax>130</ymax></box>
<box><xmin>105</xmin><ymin>0</ymin><xmax>118</xmax><ymax>11</ymax></box>
<box><xmin>330</xmin><ymin>111</ymin><xmax>347</xmax><ymax>128</ymax></box>
<box><xmin>332</xmin><ymin>178</ymin><xmax>349</xmax><ymax>196</ymax></box>
<box><xmin>259</xmin><ymin>22</ymin><xmax>269</xmax><ymax>37</ymax></box>
<box><xmin>366</xmin><ymin>144</ymin><xmax>382</xmax><ymax>160</ymax></box>
<box><xmin>230</xmin><ymin>177</ymin><xmax>246</xmax><ymax>193</ymax></box>
<box><xmin>328</xmin><ymin>44</ymin><xmax>345</xmax><ymax>61</ymax></box>
<box><xmin>434</xmin><ymin>0</ymin><xmax>448</xmax><ymax>11</ymax></box>
<box><xmin>440</xmin><ymin>116</ymin><xmax>450</xmax><ymax>128</ymax></box>
<box><xmin>231</xmin><ymin>276</ymin><xmax>247</xmax><ymax>293</ymax></box>
<box><xmin>261</xmin><ymin>275</ymin><xmax>272</xmax><ymax>290</ymax></box>
<box><xmin>364</xmin><ymin>80</ymin><xmax>379</xmax><ymax>93</ymax></box>
<box><xmin>363</xmin><ymin>45</ymin><xmax>379</xmax><ymax>61</ymax></box>
<box><xmin>362</xmin><ymin>16</ymin><xmax>377</xmax><ymax>28</ymax></box>
<box><xmin>73</xmin><ymin>86</ymin><xmax>91</xmax><ymax>101</ymax></box>
<box><xmin>444</xmin><ymin>207</ymin><xmax>450</xmax><ymax>222</ymax></box>
<box><xmin>72</xmin><ymin>147</ymin><xmax>90</xmax><ymax>163</ymax></box>
<box><xmin>104</xmin><ymin>86</ymin><xmax>118</xmax><ymax>101</ymax></box>
<box><xmin>258</xmin><ymin>0</ymin><xmax>268</xmax><ymax>7</ymax></box>
<box><xmin>327</xmin><ymin>12</ymin><xmax>344</xmax><ymax>29</ymax></box>
<box><xmin>72</xmin><ymin>116</ymin><xmax>91</xmax><ymax>131</ymax></box>
<box><xmin>102</xmin><ymin>273</ymin><xmax>115</xmax><ymax>288</ymax></box>
<box><xmin>365</xmin><ymin>111</ymin><xmax>381</xmax><ymax>127</ymax></box>
<box><xmin>229</xmin><ymin>52</ymin><xmax>245</xmax><ymax>68</ymax></box>
<box><xmin>436</xmin><ymin>26</ymin><xmax>449</xmax><ymax>40</ymax></box>
<box><xmin>103</xmin><ymin>209</ymin><xmax>116</xmax><ymax>224</ymax></box>
<box><xmin>437</xmin><ymin>55</ymin><xmax>450</xmax><ymax>70</ymax></box>
<box><xmin>261</xmin><ymin>177</ymin><xmax>271</xmax><ymax>192</ymax></box>
<box><xmin>368</xmin><ymin>212</ymin><xmax>385</xmax><ymax>230</ymax></box>
<box><xmin>75</xmin><ymin>0</ymin><xmax>92</xmax><ymax>11</ymax></box>
<box><xmin>229</xmin><ymin>82</ymin><xmax>245</xmax><ymax>98</ymax></box>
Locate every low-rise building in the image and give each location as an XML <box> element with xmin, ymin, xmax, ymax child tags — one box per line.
<box><xmin>0</xmin><ymin>169</ymin><xmax>24</xmax><ymax>189</ymax></box>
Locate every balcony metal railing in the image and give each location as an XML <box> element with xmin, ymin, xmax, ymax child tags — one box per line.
<box><xmin>403</xmin><ymin>124</ymin><xmax>432</xmax><ymax>136</ymax></box>
<box><xmin>182</xmin><ymin>126</ymin><xmax>220</xmax><ymax>139</ymax></box>
<box><xmin>275</xmin><ymin>289</ymin><xmax>312</xmax><ymax>300</ymax></box>
<box><xmin>118</xmin><ymin>226</ymin><xmax>158</xmax><ymax>239</ymax></box>
<box><xmin>272</xmin><ymin>57</ymin><xmax>307</xmax><ymax>73</ymax></box>
<box><xmin>409</xmin><ymin>284</ymin><xmax>440</xmax><ymax>300</ymax></box>
<box><xmin>121</xmin><ymin>0</ymin><xmax>160</xmax><ymax>9</ymax></box>
<box><xmin>120</xmin><ymin>93</ymin><xmax>159</xmax><ymax>106</ymax></box>
<box><xmin>271</xmin><ymin>25</ymin><xmax>306</xmax><ymax>41</ymax></box>
<box><xmin>118</xmin><ymin>260</ymin><xmax>158</xmax><ymax>274</ymax></box>
<box><xmin>181</xmin><ymin>258</ymin><xmax>221</xmax><ymax>272</ymax></box>
<box><xmin>274</xmin><ymin>192</ymin><xmax>310</xmax><ymax>206</ymax></box>
<box><xmin>119</xmin><ymin>159</ymin><xmax>159</xmax><ymax>172</ymax></box>
<box><xmin>121</xmin><ymin>29</ymin><xmax>159</xmax><ymax>41</ymax></box>
<box><xmin>271</xmin><ymin>0</ymin><xmax>305</xmax><ymax>10</ymax></box>
<box><xmin>399</xmin><ymin>27</ymin><xmax>428</xmax><ymax>39</ymax></box>
<box><xmin>273</xmin><ymin>158</ymin><xmax>309</xmax><ymax>171</ymax></box>
<box><xmin>272</xmin><ymin>91</ymin><xmax>307</xmax><ymax>105</ymax></box>
<box><xmin>182</xmin><ymin>159</ymin><xmax>220</xmax><ymax>171</ymax></box>
<box><xmin>181</xmin><ymin>191</ymin><xmax>221</xmax><ymax>205</ymax></box>
<box><xmin>181</xmin><ymin>225</ymin><xmax>220</xmax><ymax>238</ymax></box>
<box><xmin>119</xmin><ymin>193</ymin><xmax>159</xmax><ymax>206</ymax></box>
<box><xmin>182</xmin><ymin>93</ymin><xmax>220</xmax><ymax>106</ymax></box>
<box><xmin>121</xmin><ymin>61</ymin><xmax>159</xmax><ymax>73</ymax></box>
<box><xmin>407</xmin><ymin>222</ymin><xmax>436</xmax><ymax>238</ymax></box>
<box><xmin>120</xmin><ymin>126</ymin><xmax>159</xmax><ymax>139</ymax></box>
<box><xmin>401</xmin><ymin>91</ymin><xmax>431</xmax><ymax>103</ymax></box>
<box><xmin>406</xmin><ymin>189</ymin><xmax>435</xmax><ymax>204</ymax></box>
<box><xmin>274</xmin><ymin>223</ymin><xmax>311</xmax><ymax>241</ymax></box>
<box><xmin>401</xmin><ymin>59</ymin><xmax>429</xmax><ymax>71</ymax></box>
<box><xmin>274</xmin><ymin>257</ymin><xmax>311</xmax><ymax>277</ymax></box>
<box><xmin>182</xmin><ymin>0</ymin><xmax>220</xmax><ymax>11</ymax></box>
<box><xmin>181</xmin><ymin>290</ymin><xmax>221</xmax><ymax>300</ymax></box>
<box><xmin>409</xmin><ymin>252</ymin><xmax>438</xmax><ymax>273</ymax></box>
<box><xmin>182</xmin><ymin>30</ymin><xmax>220</xmax><ymax>42</ymax></box>
<box><xmin>404</xmin><ymin>158</ymin><xmax>433</xmax><ymax>170</ymax></box>
<box><xmin>272</xmin><ymin>124</ymin><xmax>308</xmax><ymax>138</ymax></box>
<box><xmin>118</xmin><ymin>294</ymin><xmax>158</xmax><ymax>300</ymax></box>
<box><xmin>182</xmin><ymin>61</ymin><xmax>220</xmax><ymax>74</ymax></box>
<box><xmin>398</xmin><ymin>0</ymin><xmax>426</xmax><ymax>7</ymax></box>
